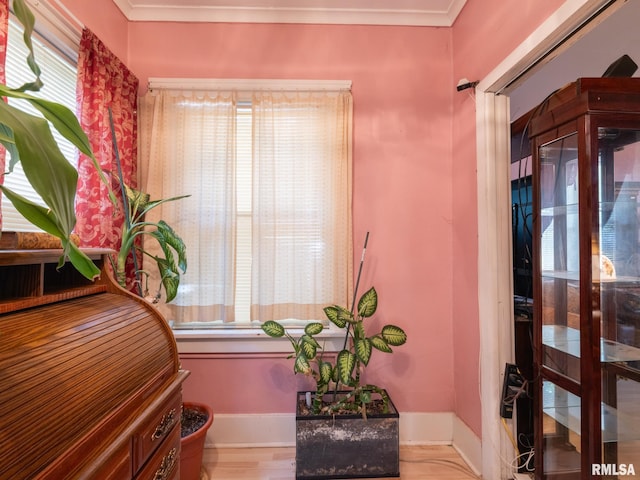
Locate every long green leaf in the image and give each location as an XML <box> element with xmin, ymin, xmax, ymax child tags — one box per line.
<box><xmin>0</xmin><ymin>186</ymin><xmax>64</xmax><ymax>237</ymax></box>
<box><xmin>152</xmin><ymin>256</ymin><xmax>180</xmax><ymax>302</ymax></box>
<box><xmin>65</xmin><ymin>241</ymin><xmax>101</xmax><ymax>280</ymax></box>
<box><xmin>156</xmin><ymin>220</ymin><xmax>188</xmax><ymax>272</ymax></box>
<box><xmin>0</xmin><ymin>186</ymin><xmax>100</xmax><ymax>280</ymax></box>
<box><xmin>0</xmin><ymin>86</ymin><xmax>93</xmax><ymax>158</ymax></box>
<box><xmin>12</xmin><ymin>0</ymin><xmax>42</xmax><ymax>91</ymax></box>
<box><xmin>0</xmin><ymin>101</ymin><xmax>77</xmax><ymax>235</ymax></box>
<box><xmin>0</xmin><ymin>124</ymin><xmax>20</xmax><ymax>172</ymax></box>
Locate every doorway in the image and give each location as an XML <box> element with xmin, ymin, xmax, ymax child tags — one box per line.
<box><xmin>475</xmin><ymin>0</ymin><xmax>635</xmax><ymax>478</ymax></box>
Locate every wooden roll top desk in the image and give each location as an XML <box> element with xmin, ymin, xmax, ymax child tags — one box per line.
<box><xmin>0</xmin><ymin>249</ymin><xmax>189</xmax><ymax>479</ymax></box>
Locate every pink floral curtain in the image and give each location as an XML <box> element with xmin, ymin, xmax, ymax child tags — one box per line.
<box><xmin>75</xmin><ymin>28</ymin><xmax>139</xmax><ymax>290</ymax></box>
<box><xmin>0</xmin><ymin>0</ymin><xmax>8</xmax><ymax>232</ymax></box>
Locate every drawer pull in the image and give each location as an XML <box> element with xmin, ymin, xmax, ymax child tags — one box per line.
<box><xmin>153</xmin><ymin>447</ymin><xmax>177</xmax><ymax>480</ymax></box>
<box><xmin>151</xmin><ymin>408</ymin><xmax>176</xmax><ymax>441</ymax></box>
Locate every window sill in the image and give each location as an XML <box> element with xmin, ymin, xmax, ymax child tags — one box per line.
<box><xmin>172</xmin><ymin>327</ymin><xmax>345</xmax><ymax>354</ymax></box>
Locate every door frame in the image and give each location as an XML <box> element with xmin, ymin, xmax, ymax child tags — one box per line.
<box><xmin>474</xmin><ymin>1</ymin><xmax>624</xmax><ymax>477</ymax></box>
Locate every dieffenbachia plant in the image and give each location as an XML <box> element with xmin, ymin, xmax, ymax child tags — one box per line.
<box><xmin>261</xmin><ymin>286</ymin><xmax>407</xmax><ymax>415</ymax></box>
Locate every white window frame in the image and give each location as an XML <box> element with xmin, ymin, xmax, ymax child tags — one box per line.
<box><xmin>1</xmin><ymin>9</ymin><xmax>79</xmax><ymax>233</ymax></box>
<box><xmin>147</xmin><ymin>78</ymin><xmax>352</xmax><ymax>353</ymax></box>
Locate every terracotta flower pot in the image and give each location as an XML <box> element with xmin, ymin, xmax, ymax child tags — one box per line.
<box><xmin>180</xmin><ymin>402</ymin><xmax>214</xmax><ymax>480</ymax></box>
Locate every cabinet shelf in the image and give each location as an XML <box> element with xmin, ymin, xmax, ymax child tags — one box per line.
<box><xmin>0</xmin><ymin>285</ymin><xmax>108</xmax><ymax>314</ymax></box>
<box><xmin>542</xmin><ymin>325</ymin><xmax>640</xmax><ymax>363</ymax></box>
<box><xmin>0</xmin><ymin>248</ymin><xmax>111</xmax><ymax>314</ymax></box>
<box><xmin>543</xmin><ymin>383</ymin><xmax>640</xmax><ymax>443</ymax></box>
<box><xmin>541</xmin><ymin>270</ymin><xmax>640</xmax><ymax>283</ymax></box>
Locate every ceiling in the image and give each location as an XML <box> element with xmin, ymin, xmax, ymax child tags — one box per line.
<box><xmin>110</xmin><ymin>0</ymin><xmax>640</xmax><ymax>124</ymax></box>
<box><xmin>111</xmin><ymin>0</ymin><xmax>467</xmax><ymax>25</ymax></box>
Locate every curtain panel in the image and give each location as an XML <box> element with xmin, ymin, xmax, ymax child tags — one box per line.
<box><xmin>75</xmin><ymin>28</ymin><xmax>139</xmax><ymax>290</ymax></box>
<box><xmin>0</xmin><ymin>0</ymin><xmax>8</xmax><ymax>231</ymax></box>
<box><xmin>139</xmin><ymin>89</ymin><xmax>238</xmax><ymax>323</ymax></box>
<box><xmin>138</xmin><ymin>86</ymin><xmax>353</xmax><ymax>327</ymax></box>
<box><xmin>251</xmin><ymin>90</ymin><xmax>353</xmax><ymax>322</ymax></box>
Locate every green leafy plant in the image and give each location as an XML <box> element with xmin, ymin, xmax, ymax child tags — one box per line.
<box><xmin>0</xmin><ymin>0</ymin><xmax>188</xmax><ymax>303</ymax></box>
<box><xmin>261</xmin><ymin>285</ymin><xmax>407</xmax><ymax>416</ymax></box>
<box><xmin>107</xmin><ymin>110</ymin><xmax>188</xmax><ymax>303</ymax></box>
<box><xmin>115</xmin><ymin>183</ymin><xmax>188</xmax><ymax>303</ymax></box>
<box><xmin>0</xmin><ymin>0</ymin><xmax>108</xmax><ymax>280</ymax></box>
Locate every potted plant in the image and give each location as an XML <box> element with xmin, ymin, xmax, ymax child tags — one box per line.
<box><xmin>261</xmin><ymin>234</ymin><xmax>407</xmax><ymax>479</ymax></box>
<box><xmin>0</xmin><ymin>0</ymin><xmax>188</xmax><ymax>303</ymax></box>
<box><xmin>106</xmin><ymin>113</ymin><xmax>188</xmax><ymax>303</ymax></box>
<box><xmin>180</xmin><ymin>402</ymin><xmax>214</xmax><ymax>480</ymax></box>
<box><xmin>0</xmin><ymin>0</ymin><xmax>108</xmax><ymax>280</ymax></box>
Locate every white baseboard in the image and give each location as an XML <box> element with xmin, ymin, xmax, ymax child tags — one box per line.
<box><xmin>206</xmin><ymin>411</ymin><xmax>462</xmax><ymax>448</ymax></box>
<box><xmin>206</xmin><ymin>413</ymin><xmax>295</xmax><ymax>448</ymax></box>
<box><xmin>452</xmin><ymin>416</ymin><xmax>483</xmax><ymax>476</ymax></box>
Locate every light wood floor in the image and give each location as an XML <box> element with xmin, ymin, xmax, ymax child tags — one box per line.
<box><xmin>200</xmin><ymin>445</ymin><xmax>480</xmax><ymax>480</ymax></box>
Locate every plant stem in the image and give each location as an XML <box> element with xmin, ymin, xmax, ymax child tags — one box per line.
<box><xmin>108</xmin><ymin>107</ymin><xmax>142</xmax><ymax>296</ymax></box>
<box><xmin>334</xmin><ymin>231</ymin><xmax>369</xmax><ymax>401</ymax></box>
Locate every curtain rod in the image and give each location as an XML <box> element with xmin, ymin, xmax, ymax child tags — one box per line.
<box><xmin>147</xmin><ymin>78</ymin><xmax>352</xmax><ymax>92</ymax></box>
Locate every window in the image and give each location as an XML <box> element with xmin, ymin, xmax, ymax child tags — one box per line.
<box><xmin>1</xmin><ymin>16</ymin><xmax>78</xmax><ymax>232</ymax></box>
<box><xmin>139</xmin><ymin>81</ymin><xmax>353</xmax><ymax>331</ymax></box>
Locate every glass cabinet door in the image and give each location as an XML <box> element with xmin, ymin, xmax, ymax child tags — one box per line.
<box><xmin>538</xmin><ymin>132</ymin><xmax>583</xmax><ymax>477</ymax></box>
<box><xmin>596</xmin><ymin>127</ymin><xmax>640</xmax><ymax>476</ymax></box>
<box><xmin>531</xmin><ymin>79</ymin><xmax>640</xmax><ymax>480</ymax></box>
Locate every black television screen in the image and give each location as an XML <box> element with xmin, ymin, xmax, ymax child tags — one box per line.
<box><xmin>511</xmin><ymin>174</ymin><xmax>533</xmax><ymax>302</ymax></box>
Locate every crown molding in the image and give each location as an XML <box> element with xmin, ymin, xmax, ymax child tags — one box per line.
<box><xmin>112</xmin><ymin>0</ymin><xmax>466</xmax><ymax>26</ymax></box>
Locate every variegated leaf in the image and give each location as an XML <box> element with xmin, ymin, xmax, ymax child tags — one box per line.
<box><xmin>337</xmin><ymin>350</ymin><xmax>356</xmax><ymax>384</ymax></box>
<box><xmin>357</xmin><ymin>286</ymin><xmax>377</xmax><ymax>318</ymax></box>
<box><xmin>261</xmin><ymin>320</ymin><xmax>285</xmax><ymax>338</ymax></box>
<box><xmin>319</xmin><ymin>361</ymin><xmax>333</xmax><ymax>384</ymax></box>
<box><xmin>381</xmin><ymin>325</ymin><xmax>408</xmax><ymax>346</ymax></box>
<box><xmin>300</xmin><ymin>336</ymin><xmax>317</xmax><ymax>359</ymax></box>
<box><xmin>294</xmin><ymin>352</ymin><xmax>311</xmax><ymax>375</ymax></box>
<box><xmin>355</xmin><ymin>338</ymin><xmax>372</xmax><ymax>365</ymax></box>
<box><xmin>305</xmin><ymin>322</ymin><xmax>324</xmax><ymax>336</ymax></box>
<box><xmin>371</xmin><ymin>335</ymin><xmax>393</xmax><ymax>353</ymax></box>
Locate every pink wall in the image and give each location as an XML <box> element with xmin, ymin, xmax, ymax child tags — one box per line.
<box><xmin>50</xmin><ymin>0</ymin><xmax>457</xmax><ymax>418</ymax></box>
<box><xmin>127</xmin><ymin>21</ymin><xmax>456</xmax><ymax>415</ymax></box>
<box><xmin>450</xmin><ymin>0</ymin><xmax>566</xmax><ymax>436</ymax></box>
<box><xmin>58</xmin><ymin>0</ymin><xmax>577</xmax><ymax>441</ymax></box>
<box><xmin>58</xmin><ymin>0</ymin><xmax>129</xmax><ymax>63</ymax></box>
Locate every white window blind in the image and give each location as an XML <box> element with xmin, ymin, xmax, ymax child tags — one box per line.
<box><xmin>139</xmin><ymin>82</ymin><xmax>353</xmax><ymax>329</ymax></box>
<box><xmin>1</xmin><ymin>17</ymin><xmax>78</xmax><ymax>232</ymax></box>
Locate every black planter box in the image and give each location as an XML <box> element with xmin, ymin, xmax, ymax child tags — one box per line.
<box><xmin>295</xmin><ymin>390</ymin><xmax>400</xmax><ymax>479</ymax></box>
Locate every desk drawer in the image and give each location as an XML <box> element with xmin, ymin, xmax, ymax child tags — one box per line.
<box><xmin>134</xmin><ymin>424</ymin><xmax>180</xmax><ymax>480</ymax></box>
<box><xmin>132</xmin><ymin>392</ymin><xmax>182</xmax><ymax>473</ymax></box>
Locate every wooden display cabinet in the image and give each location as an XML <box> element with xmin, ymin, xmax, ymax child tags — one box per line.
<box><xmin>530</xmin><ymin>78</ymin><xmax>640</xmax><ymax>479</ymax></box>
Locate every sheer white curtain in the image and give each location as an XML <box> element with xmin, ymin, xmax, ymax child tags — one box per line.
<box><xmin>138</xmin><ymin>89</ymin><xmax>237</xmax><ymax>323</ymax></box>
<box><xmin>251</xmin><ymin>91</ymin><xmax>353</xmax><ymax>322</ymax></box>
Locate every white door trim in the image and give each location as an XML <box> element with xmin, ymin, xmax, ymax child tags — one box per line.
<box><xmin>474</xmin><ymin>1</ymin><xmax>621</xmax><ymax>478</ymax></box>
